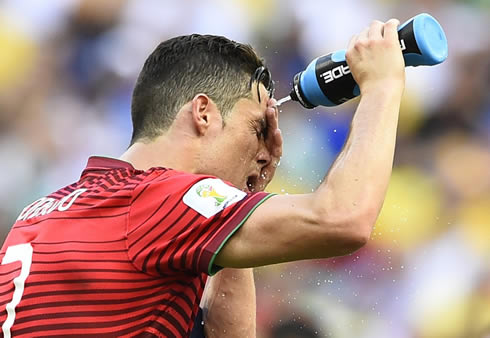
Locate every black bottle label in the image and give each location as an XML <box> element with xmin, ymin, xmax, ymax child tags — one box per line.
<box><xmin>315</xmin><ymin>54</ymin><xmax>357</xmax><ymax>105</ymax></box>
<box><xmin>399</xmin><ymin>21</ymin><xmax>422</xmax><ymax>55</ymax></box>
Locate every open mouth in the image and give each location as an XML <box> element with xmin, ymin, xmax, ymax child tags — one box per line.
<box><xmin>246</xmin><ymin>175</ymin><xmax>258</xmax><ymax>193</ymax></box>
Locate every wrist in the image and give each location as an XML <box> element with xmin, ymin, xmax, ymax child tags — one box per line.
<box><xmin>359</xmin><ymin>78</ymin><xmax>405</xmax><ymax>97</ymax></box>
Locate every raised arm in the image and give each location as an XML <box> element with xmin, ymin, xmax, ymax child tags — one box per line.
<box><xmin>215</xmin><ymin>19</ymin><xmax>405</xmax><ymax>268</ymax></box>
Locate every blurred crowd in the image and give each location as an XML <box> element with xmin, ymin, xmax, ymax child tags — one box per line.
<box><xmin>0</xmin><ymin>0</ymin><xmax>489</xmax><ymax>337</ymax></box>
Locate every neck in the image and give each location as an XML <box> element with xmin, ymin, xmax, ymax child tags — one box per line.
<box><xmin>120</xmin><ymin>134</ymin><xmax>198</xmax><ymax>172</ymax></box>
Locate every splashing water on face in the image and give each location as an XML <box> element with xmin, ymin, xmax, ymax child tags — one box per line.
<box><xmin>276</xmin><ymin>95</ymin><xmax>291</xmax><ymax>107</ymax></box>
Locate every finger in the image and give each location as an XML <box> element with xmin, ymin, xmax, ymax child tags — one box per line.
<box><xmin>347</xmin><ymin>34</ymin><xmax>357</xmax><ymax>51</ymax></box>
<box><xmin>368</xmin><ymin>20</ymin><xmax>384</xmax><ymax>39</ymax></box>
<box><xmin>267</xmin><ymin>98</ymin><xmax>279</xmax><ymax>121</ymax></box>
<box><xmin>383</xmin><ymin>18</ymin><xmax>400</xmax><ymax>41</ymax></box>
<box><xmin>266</xmin><ymin>106</ymin><xmax>278</xmax><ymax>132</ymax></box>
<box><xmin>272</xmin><ymin>129</ymin><xmax>283</xmax><ymax>158</ymax></box>
<box><xmin>358</xmin><ymin>26</ymin><xmax>369</xmax><ymax>43</ymax></box>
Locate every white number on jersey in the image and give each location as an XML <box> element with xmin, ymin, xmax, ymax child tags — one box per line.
<box><xmin>1</xmin><ymin>243</ymin><xmax>33</xmax><ymax>338</ymax></box>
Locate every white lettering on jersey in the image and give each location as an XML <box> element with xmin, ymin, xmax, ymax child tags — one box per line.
<box><xmin>17</xmin><ymin>188</ymin><xmax>87</xmax><ymax>221</ymax></box>
<box><xmin>183</xmin><ymin>178</ymin><xmax>247</xmax><ymax>218</ymax></box>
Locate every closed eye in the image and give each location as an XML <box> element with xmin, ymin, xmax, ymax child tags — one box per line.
<box><xmin>249</xmin><ymin>119</ymin><xmax>267</xmax><ymax>140</ymax></box>
<box><xmin>256</xmin><ymin>118</ymin><xmax>268</xmax><ymax>140</ymax></box>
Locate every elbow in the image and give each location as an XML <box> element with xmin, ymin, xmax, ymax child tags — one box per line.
<box><xmin>344</xmin><ymin>226</ymin><xmax>370</xmax><ymax>253</ymax></box>
<box><xmin>335</xmin><ymin>226</ymin><xmax>369</xmax><ymax>256</ymax></box>
<box><xmin>343</xmin><ymin>205</ymin><xmax>380</xmax><ymax>253</ymax></box>
<box><xmin>352</xmin><ymin>204</ymin><xmax>380</xmax><ymax>246</ymax></box>
<box><xmin>315</xmin><ymin>202</ymin><xmax>379</xmax><ymax>256</ymax></box>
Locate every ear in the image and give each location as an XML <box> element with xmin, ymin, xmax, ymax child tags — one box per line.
<box><xmin>191</xmin><ymin>94</ymin><xmax>220</xmax><ymax>136</ymax></box>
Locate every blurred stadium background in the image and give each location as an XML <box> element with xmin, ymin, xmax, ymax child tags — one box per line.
<box><xmin>0</xmin><ymin>0</ymin><xmax>489</xmax><ymax>337</ymax></box>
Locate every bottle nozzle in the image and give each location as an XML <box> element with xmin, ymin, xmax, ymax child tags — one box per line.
<box><xmin>289</xmin><ymin>72</ymin><xmax>316</xmax><ymax>109</ymax></box>
<box><xmin>276</xmin><ymin>96</ymin><xmax>292</xmax><ymax>107</ymax></box>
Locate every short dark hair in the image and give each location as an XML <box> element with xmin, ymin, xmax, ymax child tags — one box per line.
<box><xmin>130</xmin><ymin>34</ymin><xmax>273</xmax><ymax>144</ymax></box>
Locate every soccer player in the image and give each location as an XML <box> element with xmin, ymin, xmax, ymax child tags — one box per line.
<box><xmin>0</xmin><ymin>19</ymin><xmax>405</xmax><ymax>337</ymax></box>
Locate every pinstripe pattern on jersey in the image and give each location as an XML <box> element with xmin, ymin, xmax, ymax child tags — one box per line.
<box><xmin>0</xmin><ymin>156</ymin><xmax>272</xmax><ymax>337</ymax></box>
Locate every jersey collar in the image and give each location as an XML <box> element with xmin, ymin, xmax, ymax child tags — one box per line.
<box><xmin>83</xmin><ymin>156</ymin><xmax>135</xmax><ymax>172</ymax></box>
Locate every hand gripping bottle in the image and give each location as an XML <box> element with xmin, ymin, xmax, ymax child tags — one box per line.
<box><xmin>287</xmin><ymin>13</ymin><xmax>448</xmax><ymax>108</ymax></box>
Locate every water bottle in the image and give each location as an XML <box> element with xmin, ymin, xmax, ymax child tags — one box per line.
<box><xmin>286</xmin><ymin>13</ymin><xmax>448</xmax><ymax>108</ymax></box>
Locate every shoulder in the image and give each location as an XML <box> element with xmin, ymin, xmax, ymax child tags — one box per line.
<box><xmin>133</xmin><ymin>168</ymin><xmax>217</xmax><ymax>195</ymax></box>
<box><xmin>131</xmin><ymin>168</ymin><xmax>253</xmax><ymax>219</ymax></box>
<box><xmin>131</xmin><ymin>168</ymin><xmax>239</xmax><ymax>204</ymax></box>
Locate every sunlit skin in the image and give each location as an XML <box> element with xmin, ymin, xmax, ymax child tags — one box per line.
<box><xmin>194</xmin><ymin>84</ymin><xmax>282</xmax><ymax>193</ymax></box>
<box><xmin>120</xmin><ymin>83</ymin><xmax>282</xmax><ymax>193</ymax></box>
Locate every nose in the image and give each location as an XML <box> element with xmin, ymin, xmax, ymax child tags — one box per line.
<box><xmin>256</xmin><ymin>145</ymin><xmax>272</xmax><ymax>168</ymax></box>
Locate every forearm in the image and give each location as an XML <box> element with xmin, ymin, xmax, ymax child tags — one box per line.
<box><xmin>318</xmin><ymin>85</ymin><xmax>403</xmax><ymax>229</ymax></box>
<box><xmin>201</xmin><ymin>268</ymin><xmax>256</xmax><ymax>338</ymax></box>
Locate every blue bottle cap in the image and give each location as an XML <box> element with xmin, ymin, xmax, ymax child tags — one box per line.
<box><xmin>411</xmin><ymin>13</ymin><xmax>448</xmax><ymax>65</ymax></box>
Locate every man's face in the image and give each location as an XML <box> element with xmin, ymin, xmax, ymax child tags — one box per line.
<box><xmin>198</xmin><ymin>83</ymin><xmax>280</xmax><ymax>193</ymax></box>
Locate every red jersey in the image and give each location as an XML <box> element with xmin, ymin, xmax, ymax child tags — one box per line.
<box><xmin>0</xmin><ymin>156</ymin><xmax>272</xmax><ymax>337</ymax></box>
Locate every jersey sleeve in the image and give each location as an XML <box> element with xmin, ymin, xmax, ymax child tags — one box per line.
<box><xmin>126</xmin><ymin>172</ymin><xmax>274</xmax><ymax>276</ymax></box>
